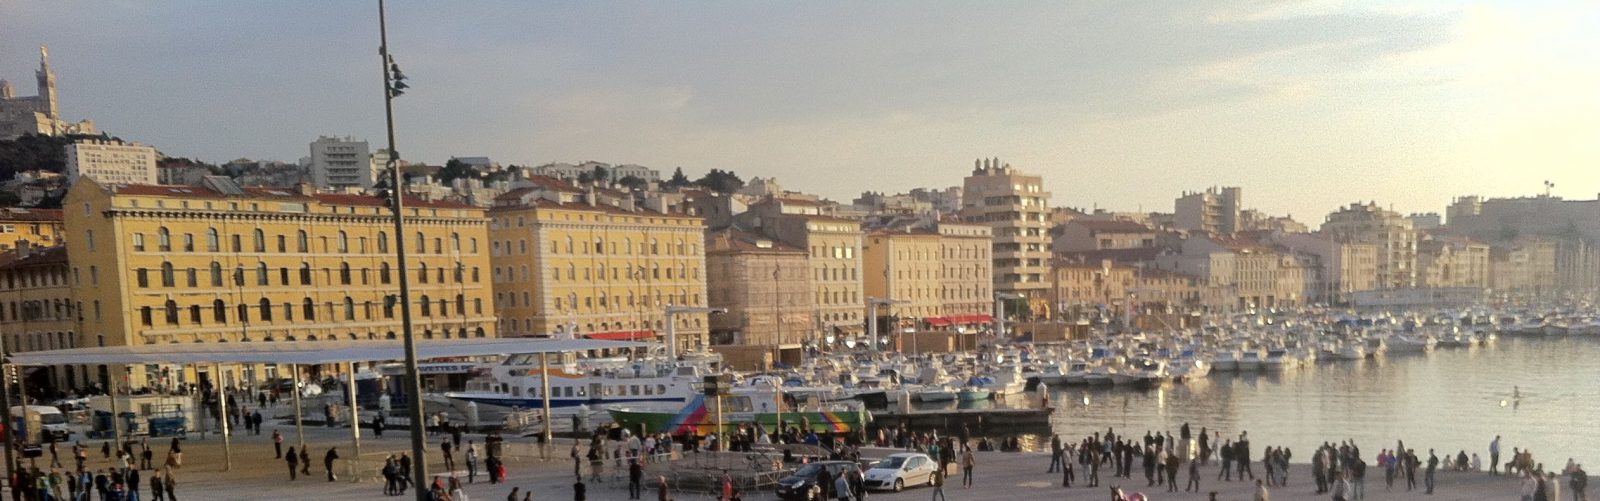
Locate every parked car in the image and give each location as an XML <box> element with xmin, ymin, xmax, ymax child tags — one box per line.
<box><xmin>775</xmin><ymin>461</ymin><xmax>858</xmax><ymax>501</ymax></box>
<box><xmin>864</xmin><ymin>452</ymin><xmax>938</xmax><ymax>492</ymax></box>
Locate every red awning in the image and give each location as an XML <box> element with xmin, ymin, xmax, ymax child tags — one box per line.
<box><xmin>948</xmin><ymin>314</ymin><xmax>993</xmax><ymax>325</ymax></box>
<box><xmin>585</xmin><ymin>330</ymin><xmax>657</xmax><ymax>341</ymax></box>
<box><xmin>925</xmin><ymin>316</ymin><xmax>953</xmax><ymax>327</ymax></box>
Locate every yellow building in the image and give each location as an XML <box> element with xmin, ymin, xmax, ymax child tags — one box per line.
<box><xmin>935</xmin><ymin>222</ymin><xmax>993</xmax><ymax>321</ymax></box>
<box><xmin>0</xmin><ymin>208</ymin><xmax>64</xmax><ymax>251</ymax></box>
<box><xmin>489</xmin><ymin>181</ymin><xmax>709</xmax><ymax>352</ymax></box>
<box><xmin>864</xmin><ymin>230</ymin><xmax>943</xmax><ymax>323</ymax></box>
<box><xmin>64</xmin><ymin>177</ymin><xmax>495</xmax><ymax>389</ymax></box>
<box><xmin>0</xmin><ymin>245</ymin><xmax>84</xmax><ymax>391</ymax></box>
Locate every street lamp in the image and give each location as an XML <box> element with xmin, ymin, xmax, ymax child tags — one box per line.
<box><xmin>993</xmin><ymin>292</ymin><xmax>1023</xmax><ymax>338</ymax></box>
<box><xmin>375</xmin><ymin>1</ymin><xmax>428</xmax><ymax>496</ymax></box>
<box><xmin>866</xmin><ymin>297</ymin><xmax>908</xmax><ymax>354</ymax></box>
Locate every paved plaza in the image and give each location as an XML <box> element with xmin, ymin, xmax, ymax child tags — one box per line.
<box><xmin>7</xmin><ymin>412</ymin><xmax>1547</xmax><ymax>501</ymax></box>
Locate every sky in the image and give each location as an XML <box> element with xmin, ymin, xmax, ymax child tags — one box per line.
<box><xmin>4</xmin><ymin>0</ymin><xmax>1599</xmax><ymax>222</ymax></box>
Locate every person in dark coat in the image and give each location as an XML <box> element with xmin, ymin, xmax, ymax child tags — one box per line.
<box><xmin>285</xmin><ymin>447</ymin><xmax>299</xmax><ymax>480</ymax></box>
<box><xmin>325</xmin><ymin>447</ymin><xmax>340</xmax><ymax>482</ymax></box>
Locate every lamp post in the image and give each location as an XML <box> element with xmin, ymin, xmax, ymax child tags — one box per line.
<box><xmin>866</xmin><ymin>297</ymin><xmax>908</xmax><ymax>354</ymax></box>
<box><xmin>375</xmin><ymin>1</ymin><xmax>427</xmax><ymax>497</ymax></box>
<box><xmin>993</xmin><ymin>293</ymin><xmax>1023</xmax><ymax>339</ymax></box>
<box><xmin>663</xmin><ymin>306</ymin><xmax>726</xmax><ymax>362</ymax></box>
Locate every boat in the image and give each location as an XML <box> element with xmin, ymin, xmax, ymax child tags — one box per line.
<box><xmin>956</xmin><ymin>386</ymin><xmax>993</xmax><ymax>402</ymax></box>
<box><xmin>1063</xmin><ymin>362</ymin><xmax>1093</xmax><ymax>385</ymax></box>
<box><xmin>915</xmin><ymin>385</ymin><xmax>957</xmax><ymax>403</ymax></box>
<box><xmin>443</xmin><ymin>356</ymin><xmax>710</xmax><ymax>412</ymax></box>
<box><xmin>1332</xmin><ymin>343</ymin><xmax>1366</xmax><ymax>361</ymax></box>
<box><xmin>1262</xmin><ymin>349</ymin><xmax>1294</xmax><ymax>372</ymax></box>
<box><xmin>1167</xmin><ymin>358</ymin><xmax>1211</xmax><ymax>381</ymax></box>
<box><xmin>1236</xmin><ymin>349</ymin><xmax>1265</xmax><ymax>371</ymax></box>
<box><xmin>607</xmin><ymin>394</ymin><xmax>872</xmax><ymax>436</ymax></box>
<box><xmin>1211</xmin><ymin>350</ymin><xmax>1240</xmax><ymax>372</ymax></box>
<box><xmin>1387</xmin><ymin>334</ymin><xmax>1436</xmax><ymax>353</ymax></box>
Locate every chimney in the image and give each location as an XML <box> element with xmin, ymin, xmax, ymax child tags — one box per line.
<box><xmin>296</xmin><ymin>182</ymin><xmax>316</xmax><ymax>196</ymax></box>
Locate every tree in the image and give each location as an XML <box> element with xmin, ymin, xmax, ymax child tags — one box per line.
<box><xmin>617</xmin><ymin>175</ymin><xmax>648</xmax><ymax>191</ymax></box>
<box><xmin>436</xmin><ymin>158</ymin><xmax>481</xmax><ymax>185</ymax></box>
<box><xmin>0</xmin><ymin>191</ymin><xmax>20</xmax><ymax>207</ymax></box>
<box><xmin>666</xmin><ymin>167</ymin><xmax>691</xmax><ymax>188</ymax></box>
<box><xmin>591</xmin><ymin>165</ymin><xmax>610</xmax><ymax>183</ymax></box>
<box><xmin>694</xmin><ymin>168</ymin><xmax>745</xmax><ymax>194</ymax></box>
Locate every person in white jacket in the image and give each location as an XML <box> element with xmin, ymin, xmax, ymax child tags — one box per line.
<box><xmin>1523</xmin><ymin>472</ymin><xmax>1541</xmax><ymax>501</ymax></box>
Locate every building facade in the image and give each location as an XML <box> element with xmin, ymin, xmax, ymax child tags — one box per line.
<box><xmin>308</xmin><ymin>136</ymin><xmax>375</xmax><ymax>191</ymax></box>
<box><xmin>704</xmin><ymin>230</ymin><xmax>814</xmax><ymax>351</ymax></box>
<box><xmin>0</xmin><ymin>208</ymin><xmax>63</xmax><ymax>252</ymax></box>
<box><xmin>1174</xmin><ymin>187</ymin><xmax>1242</xmax><ymax>235</ymax></box>
<box><xmin>64</xmin><ymin>176</ymin><xmax>495</xmax><ymax>389</ymax></box>
<box><xmin>0</xmin><ymin>46</ymin><xmax>95</xmax><ymax>140</ymax></box>
<box><xmin>1051</xmin><ymin>220</ymin><xmax>1156</xmax><ymax>253</ymax></box>
<box><xmin>1321</xmin><ymin>202</ymin><xmax>1418</xmax><ymax>289</ymax></box>
<box><xmin>864</xmin><ymin>230</ymin><xmax>943</xmax><ymax>323</ymax></box>
<box><xmin>65</xmin><ymin>139</ymin><xmax>158</xmax><ymax>186</ymax></box>
<box><xmin>960</xmin><ymin>158</ymin><xmax>1052</xmax><ymax>304</ymax></box>
<box><xmin>935</xmin><ymin>222</ymin><xmax>993</xmax><ymax>319</ymax></box>
<box><xmin>489</xmin><ymin>186</ymin><xmax>709</xmax><ymax>351</ymax></box>
<box><xmin>0</xmin><ymin>246</ymin><xmax>83</xmax><ymax>391</ymax></box>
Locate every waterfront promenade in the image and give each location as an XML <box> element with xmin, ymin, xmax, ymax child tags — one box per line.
<box><xmin>13</xmin><ymin>419</ymin><xmax>1551</xmax><ymax>501</ymax></box>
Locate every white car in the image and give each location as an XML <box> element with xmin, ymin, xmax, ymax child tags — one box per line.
<box><xmin>864</xmin><ymin>452</ymin><xmax>938</xmax><ymax>492</ymax></box>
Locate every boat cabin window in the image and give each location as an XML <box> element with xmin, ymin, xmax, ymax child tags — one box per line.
<box><xmin>675</xmin><ymin>366</ymin><xmax>697</xmax><ymax>376</ymax></box>
<box><xmin>630</xmin><ymin>385</ymin><xmax>640</xmax><ymax>396</ymax></box>
<box><xmin>658</xmin><ymin>384</ymin><xmax>667</xmax><ymax>394</ymax></box>
<box><xmin>511</xmin><ymin>386</ymin><xmax>520</xmax><ymax>397</ymax></box>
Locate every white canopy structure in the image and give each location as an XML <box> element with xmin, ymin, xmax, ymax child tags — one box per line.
<box><xmin>6</xmin><ymin>337</ymin><xmax>649</xmax><ymax>366</ymax></box>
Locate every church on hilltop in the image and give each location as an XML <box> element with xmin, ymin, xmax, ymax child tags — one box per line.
<box><xmin>0</xmin><ymin>46</ymin><xmax>96</xmax><ymax>140</ymax></box>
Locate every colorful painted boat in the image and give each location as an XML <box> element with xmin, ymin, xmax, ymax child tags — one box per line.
<box><xmin>607</xmin><ymin>394</ymin><xmax>872</xmax><ymax>436</ymax></box>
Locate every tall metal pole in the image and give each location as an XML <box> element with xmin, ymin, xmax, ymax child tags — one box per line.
<box><xmin>346</xmin><ymin>361</ymin><xmax>362</xmax><ymax>481</ymax></box>
<box><xmin>539</xmin><ymin>352</ymin><xmax>552</xmax><ymax>461</ymax></box>
<box><xmin>0</xmin><ymin>332</ymin><xmax>15</xmax><ymax>486</ymax></box>
<box><xmin>867</xmin><ymin>302</ymin><xmax>878</xmax><ymax>354</ymax></box>
<box><xmin>215</xmin><ymin>363</ymin><xmax>232</xmax><ymax>471</ymax></box>
<box><xmin>291</xmin><ymin>364</ymin><xmax>305</xmax><ymax>449</ymax></box>
<box><xmin>377</xmin><ymin>0</ymin><xmax>429</xmax><ymax>495</ymax></box>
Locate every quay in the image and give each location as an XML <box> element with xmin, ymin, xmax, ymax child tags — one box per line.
<box><xmin>873</xmin><ymin>406</ymin><xmax>1055</xmax><ymax>431</ymax></box>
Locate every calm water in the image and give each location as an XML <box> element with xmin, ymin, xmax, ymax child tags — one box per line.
<box><xmin>920</xmin><ymin>337</ymin><xmax>1600</xmax><ymax>463</ymax></box>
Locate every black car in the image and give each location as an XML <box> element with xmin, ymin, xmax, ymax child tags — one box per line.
<box><xmin>775</xmin><ymin>461</ymin><xmax>857</xmax><ymax>501</ymax></box>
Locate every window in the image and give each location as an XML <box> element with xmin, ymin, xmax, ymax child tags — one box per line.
<box><xmin>212</xmin><ymin>300</ymin><xmax>226</xmax><ymax>323</ymax></box>
<box><xmin>380</xmin><ymin>263</ymin><xmax>392</xmax><ymax>284</ymax></box>
<box><xmin>259</xmin><ymin>298</ymin><xmax>273</xmax><ymax>322</ymax></box>
<box><xmin>416</xmin><ymin>232</ymin><xmax>425</xmax><ymax>254</ymax></box>
<box><xmin>231</xmin><ymin>234</ymin><xmax>242</xmax><ymax>252</ymax></box>
<box><xmin>234</xmin><ymin>266</ymin><xmax>245</xmax><ymax>286</ymax></box>
<box><xmin>210</xmin><ymin>262</ymin><xmax>223</xmax><ymax>286</ymax></box>
<box><xmin>338</xmin><ymin>231</ymin><xmax>349</xmax><ymax>253</ymax></box>
<box><xmin>378</xmin><ymin>232</ymin><xmax>389</xmax><ymax>253</ymax></box>
<box><xmin>164</xmin><ymin>300</ymin><xmax>179</xmax><ymax>325</ymax></box>
<box><xmin>451</xmin><ymin>233</ymin><xmax>460</xmax><ymax>252</ymax></box>
<box><xmin>280</xmin><ymin>267</ymin><xmax>290</xmax><ymax>285</ymax></box>
<box><xmin>283</xmin><ymin>302</ymin><xmax>293</xmax><ymax>321</ymax></box>
<box><xmin>339</xmin><ymin>263</ymin><xmax>351</xmax><ymax>285</ymax></box>
<box><xmin>89</xmin><ymin>266</ymin><xmax>98</xmax><ymax>286</ymax></box>
<box><xmin>182</xmin><ymin>234</ymin><xmax>194</xmax><ymax>252</ymax></box>
<box><xmin>206</xmin><ymin>229</ymin><xmax>219</xmax><ymax>252</ymax></box>
<box><xmin>300</xmin><ymin>263</ymin><xmax>313</xmax><ymax>285</ymax></box>
<box><xmin>474</xmin><ymin>298</ymin><xmax>483</xmax><ymax>314</ymax></box>
<box><xmin>136</xmin><ymin>268</ymin><xmax>149</xmax><ymax>288</ymax></box>
<box><xmin>140</xmin><ymin>306</ymin><xmax>153</xmax><ymax>326</ymax></box>
<box><xmin>343</xmin><ymin>297</ymin><xmax>355</xmax><ymax>320</ymax></box>
<box><xmin>237</xmin><ymin>303</ymin><xmax>249</xmax><ymax>323</ymax></box>
<box><xmin>133</xmin><ymin>233</ymin><xmax>146</xmax><ymax>252</ymax></box>
<box><xmin>277</xmin><ymin>235</ymin><xmax>287</xmax><ymax>253</ymax></box>
<box><xmin>253</xmin><ymin>229</ymin><xmax>265</xmax><ymax>252</ymax></box>
<box><xmin>418</xmin><ymin>263</ymin><xmax>429</xmax><ymax>284</ymax></box>
<box><xmin>160</xmin><ymin>262</ymin><xmax>175</xmax><ymax>287</ymax></box>
<box><xmin>185</xmin><ymin>268</ymin><xmax>197</xmax><ymax>287</ymax></box>
<box><xmin>297</xmin><ymin>230</ymin><xmax>308</xmax><ymax>252</ymax></box>
<box><xmin>420</xmin><ymin>295</ymin><xmax>431</xmax><ymax>316</ymax></box>
<box><xmin>158</xmin><ymin>228</ymin><xmax>171</xmax><ymax>252</ymax></box>
<box><xmin>303</xmin><ymin>298</ymin><xmax>316</xmax><ymax>320</ymax></box>
<box><xmin>256</xmin><ymin>262</ymin><xmax>269</xmax><ymax>285</ymax></box>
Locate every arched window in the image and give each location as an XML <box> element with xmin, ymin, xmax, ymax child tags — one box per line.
<box><xmin>233</xmin><ymin>265</ymin><xmax>245</xmax><ymax>286</ymax></box>
<box><xmin>253</xmin><ymin>229</ymin><xmax>265</xmax><ymax>252</ymax></box>
<box><xmin>302</xmin><ymin>298</ymin><xmax>316</xmax><ymax>320</ymax></box>
<box><xmin>338</xmin><ymin>231</ymin><xmax>349</xmax><ymax>253</ymax></box>
<box><xmin>418</xmin><ymin>263</ymin><xmax>429</xmax><ymax>283</ymax></box>
<box><xmin>164</xmin><ymin>300</ymin><xmax>179</xmax><ymax>324</ymax></box>
<box><xmin>237</xmin><ymin>303</ymin><xmax>249</xmax><ymax>323</ymax></box>
<box><xmin>299</xmin><ymin>263</ymin><xmax>313</xmax><ymax>285</ymax></box>
<box><xmin>451</xmin><ymin>233</ymin><xmax>460</xmax><ymax>252</ymax></box>
<box><xmin>339</xmin><ymin>263</ymin><xmax>351</xmax><ymax>285</ymax></box>
<box><xmin>419</xmin><ymin>295</ymin><xmax>431</xmax><ymax>316</ymax></box>
<box><xmin>343</xmin><ymin>297</ymin><xmax>355</xmax><ymax>320</ymax></box>
<box><xmin>256</xmin><ymin>262</ymin><xmax>269</xmax><ymax>285</ymax></box>
<box><xmin>160</xmin><ymin>262</ymin><xmax>175</xmax><ymax>287</ymax></box>
<box><xmin>377</xmin><ymin>231</ymin><xmax>389</xmax><ymax>253</ymax></box>
<box><xmin>296</xmin><ymin>230</ymin><xmax>309</xmax><ymax>253</ymax></box>
<box><xmin>158</xmin><ymin>227</ymin><xmax>172</xmax><ymax>252</ymax></box>
<box><xmin>380</xmin><ymin>263</ymin><xmax>392</xmax><ymax>284</ymax></box>
<box><xmin>212</xmin><ymin>299</ymin><xmax>226</xmax><ymax>323</ymax></box>
<box><xmin>206</xmin><ymin>229</ymin><xmax>220</xmax><ymax>252</ymax></box>
<box><xmin>259</xmin><ymin>298</ymin><xmax>273</xmax><ymax>321</ymax></box>
<box><xmin>209</xmin><ymin>262</ymin><xmax>223</xmax><ymax>286</ymax></box>
<box><xmin>455</xmin><ymin>294</ymin><xmax>465</xmax><ymax>315</ymax></box>
<box><xmin>416</xmin><ymin>232</ymin><xmax>426</xmax><ymax>254</ymax></box>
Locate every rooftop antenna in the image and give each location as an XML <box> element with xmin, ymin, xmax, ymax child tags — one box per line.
<box><xmin>1544</xmin><ymin>180</ymin><xmax>1554</xmax><ymax>197</ymax></box>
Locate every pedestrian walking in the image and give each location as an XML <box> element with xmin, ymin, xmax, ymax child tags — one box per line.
<box><xmin>1332</xmin><ymin>472</ymin><xmax>1351</xmax><ymax>501</ymax></box>
<box><xmin>161</xmin><ymin>469</ymin><xmax>176</xmax><ymax>501</ymax></box>
<box><xmin>325</xmin><ymin>447</ymin><xmax>340</xmax><ymax>482</ymax></box>
<box><xmin>960</xmin><ymin>448</ymin><xmax>976</xmax><ymax>488</ymax></box>
<box><xmin>1425</xmin><ymin>449</ymin><xmax>1439</xmax><ymax>494</ymax></box>
<box><xmin>1049</xmin><ymin>434</ymin><xmax>1063</xmax><ymax>473</ymax></box>
<box><xmin>1491</xmin><ymin>436</ymin><xmax>1502</xmax><ymax>475</ymax></box>
<box><xmin>1255</xmin><ymin>479</ymin><xmax>1270</xmax><ymax>501</ymax></box>
<box><xmin>1572</xmin><ymin>464</ymin><xmax>1587</xmax><ymax>501</ymax></box>
<box><xmin>299</xmin><ymin>447</ymin><xmax>311</xmax><ymax>476</ymax></box>
<box><xmin>466</xmin><ymin>441</ymin><xmax>480</xmax><ymax>483</ymax></box>
<box><xmin>1187</xmin><ymin>458</ymin><xmax>1202</xmax><ymax>492</ymax></box>
<box><xmin>272</xmin><ymin>431</ymin><xmax>282</xmax><ymax>459</ymax></box>
<box><xmin>628</xmin><ymin>459</ymin><xmax>643</xmax><ymax>500</ymax></box>
<box><xmin>930</xmin><ymin>468</ymin><xmax>946</xmax><ymax>501</ymax></box>
<box><xmin>285</xmin><ymin>446</ymin><xmax>299</xmax><ymax>481</ymax></box>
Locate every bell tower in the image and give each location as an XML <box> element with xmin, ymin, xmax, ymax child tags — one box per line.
<box><xmin>36</xmin><ymin>45</ymin><xmax>58</xmax><ymax>118</ymax></box>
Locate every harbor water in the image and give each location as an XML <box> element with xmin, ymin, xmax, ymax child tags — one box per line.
<box><xmin>920</xmin><ymin>337</ymin><xmax>1600</xmax><ymax>461</ymax></box>
<box><xmin>1045</xmin><ymin>337</ymin><xmax>1600</xmax><ymax>460</ymax></box>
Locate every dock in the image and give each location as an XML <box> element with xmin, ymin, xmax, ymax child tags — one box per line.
<box><xmin>872</xmin><ymin>406</ymin><xmax>1055</xmax><ymax>431</ymax></box>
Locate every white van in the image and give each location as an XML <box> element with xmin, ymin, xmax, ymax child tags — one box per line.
<box><xmin>9</xmin><ymin>405</ymin><xmax>70</xmax><ymax>443</ymax></box>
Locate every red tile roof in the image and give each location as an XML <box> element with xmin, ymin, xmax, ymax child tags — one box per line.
<box><xmin>0</xmin><ymin>246</ymin><xmax>68</xmax><ymax>270</ymax></box>
<box><xmin>520</xmin><ymin>175</ymin><xmax>585</xmax><ymax>194</ymax></box>
<box><xmin>1072</xmin><ymin>219</ymin><xmax>1152</xmax><ymax>233</ymax></box>
<box><xmin>109</xmin><ymin>184</ymin><xmax>474</xmax><ymax>209</ymax></box>
<box><xmin>0</xmin><ymin>208</ymin><xmax>63</xmax><ymax>222</ymax></box>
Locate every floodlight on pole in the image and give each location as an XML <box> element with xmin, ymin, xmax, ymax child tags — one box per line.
<box><xmin>866</xmin><ymin>297</ymin><xmax>909</xmax><ymax>354</ymax></box>
<box><xmin>994</xmin><ymin>292</ymin><xmax>1023</xmax><ymax>338</ymax></box>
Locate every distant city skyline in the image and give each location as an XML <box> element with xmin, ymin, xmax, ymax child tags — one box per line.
<box><xmin>4</xmin><ymin>1</ymin><xmax>1597</xmax><ymax>221</ymax></box>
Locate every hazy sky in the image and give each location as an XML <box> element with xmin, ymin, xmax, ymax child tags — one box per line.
<box><xmin>5</xmin><ymin>1</ymin><xmax>1598</xmax><ymax>222</ymax></box>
